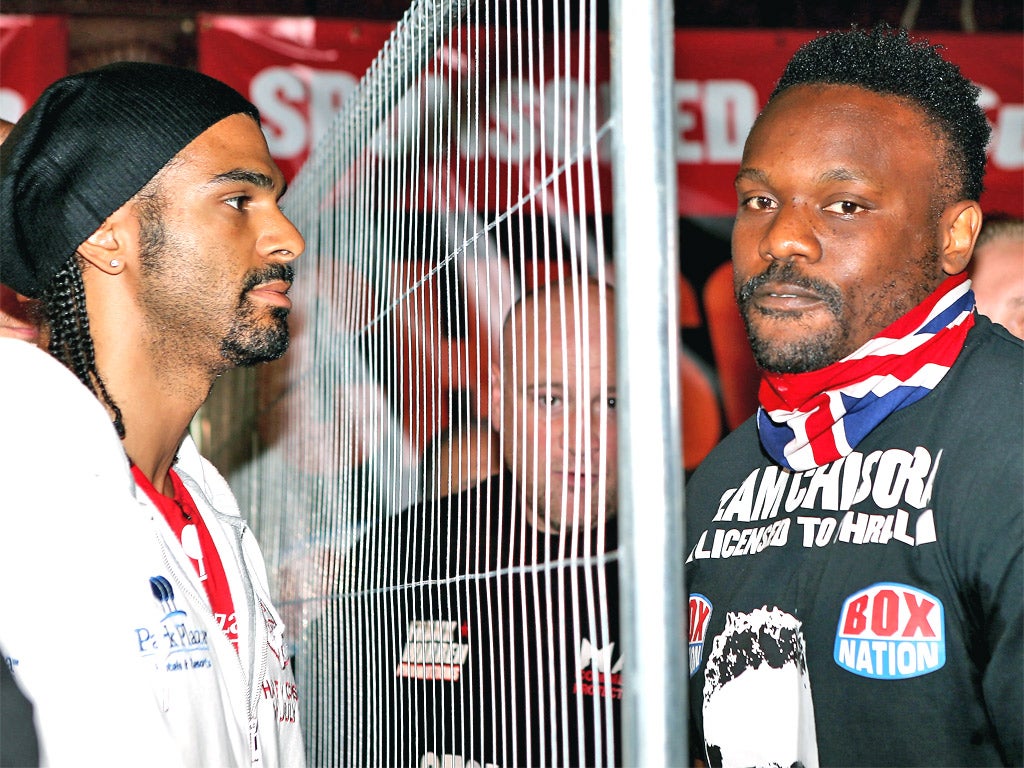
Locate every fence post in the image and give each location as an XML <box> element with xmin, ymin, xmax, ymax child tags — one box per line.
<box><xmin>609</xmin><ymin>0</ymin><xmax>687</xmax><ymax>763</ymax></box>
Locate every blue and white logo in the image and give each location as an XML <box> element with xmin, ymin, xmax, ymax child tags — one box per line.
<box><xmin>135</xmin><ymin>575</ymin><xmax>213</xmax><ymax>672</ymax></box>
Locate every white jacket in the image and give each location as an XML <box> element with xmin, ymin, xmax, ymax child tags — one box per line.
<box><xmin>0</xmin><ymin>339</ymin><xmax>304</xmax><ymax>767</ymax></box>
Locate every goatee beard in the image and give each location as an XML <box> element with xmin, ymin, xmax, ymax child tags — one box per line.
<box><xmin>735</xmin><ymin>261</ymin><xmax>846</xmax><ymax>374</ymax></box>
<box><xmin>220</xmin><ymin>263</ymin><xmax>295</xmax><ymax>367</ymax></box>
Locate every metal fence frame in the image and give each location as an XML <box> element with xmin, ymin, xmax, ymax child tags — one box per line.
<box><xmin>202</xmin><ymin>0</ymin><xmax>685</xmax><ymax>762</ymax></box>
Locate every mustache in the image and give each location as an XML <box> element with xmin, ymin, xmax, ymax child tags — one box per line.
<box><xmin>736</xmin><ymin>261</ymin><xmax>842</xmax><ymax>312</ymax></box>
<box><xmin>241</xmin><ymin>264</ymin><xmax>295</xmax><ymax>295</ymax></box>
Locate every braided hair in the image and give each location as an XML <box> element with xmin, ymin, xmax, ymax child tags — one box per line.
<box><xmin>40</xmin><ymin>257</ymin><xmax>125</xmax><ymax>438</ymax></box>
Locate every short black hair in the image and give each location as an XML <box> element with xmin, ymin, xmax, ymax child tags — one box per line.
<box><xmin>769</xmin><ymin>24</ymin><xmax>991</xmax><ymax>203</ymax></box>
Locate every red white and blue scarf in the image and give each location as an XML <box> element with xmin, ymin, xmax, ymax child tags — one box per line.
<box><xmin>757</xmin><ymin>273</ymin><xmax>976</xmax><ymax>471</ymax></box>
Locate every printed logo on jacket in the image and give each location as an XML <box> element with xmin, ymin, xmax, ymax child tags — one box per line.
<box><xmin>834</xmin><ymin>582</ymin><xmax>945</xmax><ymax>679</ymax></box>
<box><xmin>136</xmin><ymin>576</ymin><xmax>214</xmax><ymax>672</ymax></box>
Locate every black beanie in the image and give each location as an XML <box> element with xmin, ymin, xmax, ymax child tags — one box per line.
<box><xmin>0</xmin><ymin>62</ymin><xmax>259</xmax><ymax>298</ymax></box>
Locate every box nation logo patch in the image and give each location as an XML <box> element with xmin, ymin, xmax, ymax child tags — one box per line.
<box><xmin>834</xmin><ymin>582</ymin><xmax>945</xmax><ymax>680</ymax></box>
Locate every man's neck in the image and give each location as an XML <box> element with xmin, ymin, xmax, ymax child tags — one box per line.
<box><xmin>81</xmin><ymin>268</ymin><xmax>220</xmax><ymax>495</ymax></box>
<box><xmin>95</xmin><ymin>334</ymin><xmax>212</xmax><ymax>497</ymax></box>
<box><xmin>123</xmin><ymin>428</ymin><xmax>191</xmax><ymax>497</ymax></box>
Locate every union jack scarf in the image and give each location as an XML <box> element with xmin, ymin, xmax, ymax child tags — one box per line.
<box><xmin>758</xmin><ymin>273</ymin><xmax>976</xmax><ymax>471</ymax></box>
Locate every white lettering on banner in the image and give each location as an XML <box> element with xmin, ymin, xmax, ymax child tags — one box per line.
<box><xmin>676</xmin><ymin>79</ymin><xmax>1021</xmax><ymax>172</ymax></box>
<box><xmin>247</xmin><ymin>68</ymin><xmax>768</xmax><ymax>170</ymax></box>
<box><xmin>245</xmin><ymin>61</ymin><xmax>1021</xmax><ymax>175</ymax></box>
<box><xmin>675</xmin><ymin>81</ymin><xmax>701</xmax><ymax>162</ymax></box>
<box><xmin>543</xmin><ymin>78</ymin><xmax>603</xmax><ymax>162</ymax></box>
<box><xmin>486</xmin><ymin>79</ymin><xmax>536</xmax><ymax>161</ymax></box>
<box><xmin>978</xmin><ymin>84</ymin><xmax>1024</xmax><ymax>170</ymax></box>
<box><xmin>251</xmin><ymin>67</ymin><xmax>308</xmax><ymax>158</ymax></box>
<box><xmin>372</xmin><ymin>80</ymin><xmax>427</xmax><ymax>158</ymax></box>
<box><xmin>993</xmin><ymin>104</ymin><xmax>1024</xmax><ymax>169</ymax></box>
<box><xmin>458</xmin><ymin>76</ymin><xmax>614</xmax><ymax>163</ymax></box>
<box><xmin>674</xmin><ymin>79</ymin><xmax>758</xmax><ymax>163</ymax></box>
<box><xmin>0</xmin><ymin>89</ymin><xmax>25</xmax><ymax>122</ymax></box>
<box><xmin>703</xmin><ymin>79</ymin><xmax>758</xmax><ymax>162</ymax></box>
<box><xmin>250</xmin><ymin>66</ymin><xmax>358</xmax><ymax>159</ymax></box>
<box><xmin>687</xmin><ymin>448</ymin><xmax>944</xmax><ymax>562</ymax></box>
<box><xmin>311</xmin><ymin>71</ymin><xmax>359</xmax><ymax>148</ymax></box>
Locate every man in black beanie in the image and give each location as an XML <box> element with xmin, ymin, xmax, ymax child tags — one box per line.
<box><xmin>0</xmin><ymin>62</ymin><xmax>306</xmax><ymax>766</ymax></box>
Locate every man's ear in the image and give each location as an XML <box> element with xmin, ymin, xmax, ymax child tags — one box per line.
<box><xmin>939</xmin><ymin>200</ymin><xmax>982</xmax><ymax>276</ymax></box>
<box><xmin>76</xmin><ymin>216</ymin><xmax>128</xmax><ymax>275</ymax></box>
<box><xmin>489</xmin><ymin>359</ymin><xmax>503</xmax><ymax>427</ymax></box>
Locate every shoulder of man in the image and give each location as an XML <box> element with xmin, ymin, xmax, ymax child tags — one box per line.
<box><xmin>347</xmin><ymin>478</ymin><xmax>501</xmax><ymax>590</ymax></box>
<box><xmin>0</xmin><ymin>338</ymin><xmax>101</xmax><ymax>418</ymax></box>
<box><xmin>0</xmin><ymin>338</ymin><xmax>129</xmax><ymax>486</ymax></box>
<box><xmin>938</xmin><ymin>313</ymin><xmax>1023</xmax><ymax>424</ymax></box>
<box><xmin>966</xmin><ymin>310</ymin><xmax>1024</xmax><ymax>359</ymax></box>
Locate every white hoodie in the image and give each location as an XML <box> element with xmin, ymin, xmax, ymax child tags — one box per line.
<box><xmin>0</xmin><ymin>339</ymin><xmax>304</xmax><ymax>767</ymax></box>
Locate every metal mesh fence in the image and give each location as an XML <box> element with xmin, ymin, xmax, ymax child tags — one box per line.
<box><xmin>198</xmin><ymin>0</ymin><xmax>682</xmax><ymax>763</ymax></box>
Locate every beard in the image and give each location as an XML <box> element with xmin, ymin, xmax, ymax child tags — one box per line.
<box><xmin>735</xmin><ymin>261</ymin><xmax>849</xmax><ymax>374</ymax></box>
<box><xmin>220</xmin><ymin>264</ymin><xmax>294</xmax><ymax>367</ymax></box>
<box><xmin>735</xmin><ymin>255</ymin><xmax>939</xmax><ymax>374</ymax></box>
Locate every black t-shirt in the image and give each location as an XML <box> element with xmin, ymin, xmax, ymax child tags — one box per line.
<box><xmin>341</xmin><ymin>473</ymin><xmax>623</xmax><ymax>767</ymax></box>
<box><xmin>685</xmin><ymin>317</ymin><xmax>1024</xmax><ymax>766</ymax></box>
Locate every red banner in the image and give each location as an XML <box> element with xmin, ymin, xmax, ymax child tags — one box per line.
<box><xmin>0</xmin><ymin>15</ymin><xmax>67</xmax><ymax>123</ymax></box>
<box><xmin>2</xmin><ymin>16</ymin><xmax>1018</xmax><ymax>217</ymax></box>
<box><xmin>198</xmin><ymin>15</ymin><xmax>394</xmax><ymax>182</ymax></box>
<box><xmin>199</xmin><ymin>16</ymin><xmax>1022</xmax><ymax>217</ymax></box>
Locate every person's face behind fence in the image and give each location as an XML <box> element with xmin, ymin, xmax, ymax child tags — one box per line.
<box><xmin>130</xmin><ymin>113</ymin><xmax>304</xmax><ymax>371</ymax></box>
<box><xmin>496</xmin><ymin>284</ymin><xmax>618</xmax><ymax>534</ymax></box>
<box><xmin>731</xmin><ymin>84</ymin><xmax>967</xmax><ymax>374</ymax></box>
<box><xmin>970</xmin><ymin>231</ymin><xmax>1024</xmax><ymax>339</ymax></box>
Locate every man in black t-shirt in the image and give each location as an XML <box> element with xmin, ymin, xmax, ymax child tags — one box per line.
<box><xmin>343</xmin><ymin>279</ymin><xmax>622</xmax><ymax>767</ymax></box>
<box><xmin>685</xmin><ymin>25</ymin><xmax>1022</xmax><ymax>766</ymax></box>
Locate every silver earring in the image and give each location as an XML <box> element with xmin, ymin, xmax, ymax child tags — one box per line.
<box><xmin>109</xmin><ymin>259</ymin><xmax>121</xmax><ymax>268</ymax></box>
